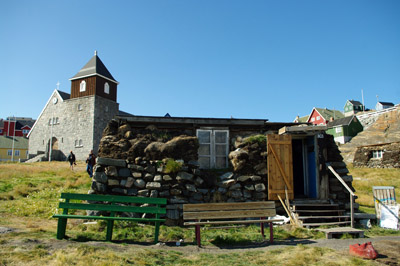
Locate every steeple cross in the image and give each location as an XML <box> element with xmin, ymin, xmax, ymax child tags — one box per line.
<box><xmin>56</xmin><ymin>81</ymin><xmax>60</xmax><ymax>90</ymax></box>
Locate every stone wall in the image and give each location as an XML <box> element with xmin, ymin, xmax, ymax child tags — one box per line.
<box><xmin>92</xmin><ymin>157</ymin><xmax>268</xmax><ymax>225</ymax></box>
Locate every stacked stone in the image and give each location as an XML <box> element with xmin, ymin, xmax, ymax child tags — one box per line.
<box><xmin>91</xmin><ymin>157</ymin><xmax>269</xmax><ymax>225</ymax></box>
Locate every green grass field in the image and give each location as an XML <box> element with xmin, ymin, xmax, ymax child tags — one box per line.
<box><xmin>0</xmin><ymin>161</ymin><xmax>398</xmax><ymax>265</ymax></box>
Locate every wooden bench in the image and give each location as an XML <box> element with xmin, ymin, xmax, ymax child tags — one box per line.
<box><xmin>53</xmin><ymin>193</ymin><xmax>167</xmax><ymax>243</ymax></box>
<box><xmin>183</xmin><ymin>201</ymin><xmax>282</xmax><ymax>247</ymax></box>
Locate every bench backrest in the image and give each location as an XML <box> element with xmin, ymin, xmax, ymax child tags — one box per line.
<box><xmin>183</xmin><ymin>201</ymin><xmax>276</xmax><ymax>221</ymax></box>
<box><xmin>58</xmin><ymin>193</ymin><xmax>167</xmax><ymax>215</ymax></box>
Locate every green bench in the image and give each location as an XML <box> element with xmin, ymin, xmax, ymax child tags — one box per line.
<box><xmin>53</xmin><ymin>193</ymin><xmax>167</xmax><ymax>243</ymax></box>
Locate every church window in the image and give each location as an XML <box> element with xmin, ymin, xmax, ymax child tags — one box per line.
<box><xmin>104</xmin><ymin>82</ymin><xmax>110</xmax><ymax>94</ymax></box>
<box><xmin>75</xmin><ymin>140</ymin><xmax>78</xmax><ymax>147</ymax></box>
<box><xmin>79</xmin><ymin>139</ymin><xmax>83</xmax><ymax>146</ymax></box>
<box><xmin>80</xmin><ymin>80</ymin><xmax>86</xmax><ymax>92</ymax></box>
<box><xmin>78</xmin><ymin>104</ymin><xmax>83</xmax><ymax>111</ymax></box>
<box><xmin>49</xmin><ymin>119</ymin><xmax>52</xmax><ymax>125</ymax></box>
<box><xmin>105</xmin><ymin>106</ymin><xmax>109</xmax><ymax>112</ymax></box>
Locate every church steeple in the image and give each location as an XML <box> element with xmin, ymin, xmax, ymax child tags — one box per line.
<box><xmin>69</xmin><ymin>51</ymin><xmax>118</xmax><ymax>101</ymax></box>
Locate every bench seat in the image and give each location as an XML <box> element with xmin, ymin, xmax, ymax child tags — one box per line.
<box><xmin>53</xmin><ymin>193</ymin><xmax>167</xmax><ymax>243</ymax></box>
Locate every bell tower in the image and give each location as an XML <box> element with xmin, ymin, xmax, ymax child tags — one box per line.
<box><xmin>69</xmin><ymin>51</ymin><xmax>119</xmax><ymax>102</ymax></box>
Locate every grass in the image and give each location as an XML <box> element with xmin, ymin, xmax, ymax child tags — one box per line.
<box><xmin>348</xmin><ymin>164</ymin><xmax>400</xmax><ymax>213</ymax></box>
<box><xmin>0</xmin><ymin>161</ymin><xmax>398</xmax><ymax>265</ymax></box>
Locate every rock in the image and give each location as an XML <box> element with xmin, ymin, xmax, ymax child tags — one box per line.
<box><xmin>229</xmin><ymin>190</ymin><xmax>243</xmax><ymax>198</ymax></box>
<box><xmin>146</xmin><ymin>182</ymin><xmax>161</xmax><ymax>190</ymax></box>
<box><xmin>237</xmin><ymin>175</ymin><xmax>251</xmax><ymax>182</ymax></box>
<box><xmin>128</xmin><ymin>164</ymin><xmax>144</xmax><ymax>171</ymax></box>
<box><xmin>220</xmin><ymin>172</ymin><xmax>234</xmax><ymax>180</ymax></box>
<box><xmin>191</xmin><ymin>193</ymin><xmax>203</xmax><ymax>201</ymax></box>
<box><xmin>163</xmin><ymin>175</ymin><xmax>173</xmax><ymax>181</ymax></box>
<box><xmin>251</xmin><ymin>175</ymin><xmax>262</xmax><ymax>181</ymax></box>
<box><xmin>154</xmin><ymin>175</ymin><xmax>163</xmax><ymax>182</ymax></box>
<box><xmin>150</xmin><ymin>190</ymin><xmax>159</xmax><ymax>198</ymax></box>
<box><xmin>120</xmin><ymin>179</ymin><xmax>127</xmax><ymax>186</ymax></box>
<box><xmin>243</xmin><ymin>190</ymin><xmax>252</xmax><ymax>198</ymax></box>
<box><xmin>118</xmin><ymin>168</ymin><xmax>131</xmax><ymax>177</ymax></box>
<box><xmin>133</xmin><ymin>179</ymin><xmax>146</xmax><ymax>189</ymax></box>
<box><xmin>125</xmin><ymin>177</ymin><xmax>135</xmax><ymax>188</ymax></box>
<box><xmin>218</xmin><ymin>187</ymin><xmax>227</xmax><ymax>193</ymax></box>
<box><xmin>169</xmin><ymin>197</ymin><xmax>188</xmax><ymax>204</ymax></box>
<box><xmin>185</xmin><ymin>184</ymin><xmax>197</xmax><ymax>192</ymax></box>
<box><xmin>145</xmin><ymin>165</ymin><xmax>156</xmax><ymax>174</ymax></box>
<box><xmin>167</xmin><ymin>209</ymin><xmax>180</xmax><ymax>220</ymax></box>
<box><xmin>176</xmin><ymin>172</ymin><xmax>194</xmax><ymax>182</ymax></box>
<box><xmin>91</xmin><ymin>181</ymin><xmax>106</xmax><ymax>192</ymax></box>
<box><xmin>138</xmin><ymin>189</ymin><xmax>150</xmax><ymax>197</ymax></box>
<box><xmin>254</xmin><ymin>192</ymin><xmax>266</xmax><ymax>200</ymax></box>
<box><xmin>108</xmin><ymin>179</ymin><xmax>119</xmax><ymax>186</ymax></box>
<box><xmin>112</xmin><ymin>188</ymin><xmax>127</xmax><ymax>194</ymax></box>
<box><xmin>255</xmin><ymin>183</ymin><xmax>266</xmax><ymax>192</ymax></box>
<box><xmin>159</xmin><ymin>191</ymin><xmax>170</xmax><ymax>197</ymax></box>
<box><xmin>219</xmin><ymin>179</ymin><xmax>236</xmax><ymax>188</ymax></box>
<box><xmin>97</xmin><ymin>157</ymin><xmax>127</xmax><ymax>167</ymax></box>
<box><xmin>229</xmin><ymin>183</ymin><xmax>241</xmax><ymax>190</ymax></box>
<box><xmin>194</xmin><ymin>177</ymin><xmax>204</xmax><ymax>186</ymax></box>
<box><xmin>93</xmin><ymin>171</ymin><xmax>108</xmax><ymax>184</ymax></box>
<box><xmin>229</xmin><ymin>149</ymin><xmax>249</xmax><ymax>171</ymax></box>
<box><xmin>105</xmin><ymin>166</ymin><xmax>118</xmax><ymax>177</ymax></box>
<box><xmin>132</xmin><ymin>172</ymin><xmax>142</xmax><ymax>178</ymax></box>
<box><xmin>161</xmin><ymin>135</ymin><xmax>199</xmax><ymax>161</ymax></box>
<box><xmin>144</xmin><ymin>173</ymin><xmax>154</xmax><ymax>182</ymax></box>
<box><xmin>170</xmin><ymin>188</ymin><xmax>182</xmax><ymax>195</ymax></box>
<box><xmin>244</xmin><ymin>184</ymin><xmax>255</xmax><ymax>191</ymax></box>
<box><xmin>127</xmin><ymin>189</ymin><xmax>138</xmax><ymax>196</ymax></box>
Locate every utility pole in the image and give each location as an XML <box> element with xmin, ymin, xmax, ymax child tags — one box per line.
<box><xmin>361</xmin><ymin>89</ymin><xmax>365</xmax><ymax>112</ymax></box>
<box><xmin>11</xmin><ymin>116</ymin><xmax>16</xmax><ymax>162</ymax></box>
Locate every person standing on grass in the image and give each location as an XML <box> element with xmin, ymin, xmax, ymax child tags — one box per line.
<box><xmin>86</xmin><ymin>150</ymin><xmax>96</xmax><ymax>177</ymax></box>
<box><xmin>67</xmin><ymin>151</ymin><xmax>76</xmax><ymax>170</ymax></box>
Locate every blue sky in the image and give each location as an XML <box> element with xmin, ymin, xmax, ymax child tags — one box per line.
<box><xmin>1</xmin><ymin>0</ymin><xmax>399</xmax><ymax>122</ymax></box>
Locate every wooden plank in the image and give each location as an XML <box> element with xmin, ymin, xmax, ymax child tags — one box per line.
<box><xmin>183</xmin><ymin>209</ymin><xmax>276</xmax><ymax>220</ymax></box>
<box><xmin>183</xmin><ymin>201</ymin><xmax>275</xmax><ymax>212</ymax></box>
<box><xmin>184</xmin><ymin>218</ymin><xmax>284</xmax><ymax>226</ymax></box>
<box><xmin>60</xmin><ymin>193</ymin><xmax>167</xmax><ymax>205</ymax></box>
<box><xmin>53</xmin><ymin>214</ymin><xmax>165</xmax><ymax>222</ymax></box>
<box><xmin>58</xmin><ymin>202</ymin><xmax>166</xmax><ymax>214</ymax></box>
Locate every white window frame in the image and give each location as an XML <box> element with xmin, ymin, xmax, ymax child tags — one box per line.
<box><xmin>335</xmin><ymin>127</ymin><xmax>342</xmax><ymax>133</ymax></box>
<box><xmin>104</xmin><ymin>82</ymin><xmax>110</xmax><ymax>94</ymax></box>
<box><xmin>15</xmin><ymin>150</ymin><xmax>20</xmax><ymax>156</ymax></box>
<box><xmin>311</xmin><ymin>117</ymin><xmax>315</xmax><ymax>122</ymax></box>
<box><xmin>7</xmin><ymin>150</ymin><xmax>12</xmax><ymax>156</ymax></box>
<box><xmin>22</xmin><ymin>129</ymin><xmax>29</xmax><ymax>134</ymax></box>
<box><xmin>316</xmin><ymin>116</ymin><xmax>320</xmax><ymax>120</ymax></box>
<box><xmin>372</xmin><ymin>150</ymin><xmax>383</xmax><ymax>159</ymax></box>
<box><xmin>80</xmin><ymin>80</ymin><xmax>86</xmax><ymax>92</ymax></box>
<box><xmin>196</xmin><ymin>129</ymin><xmax>229</xmax><ymax>169</ymax></box>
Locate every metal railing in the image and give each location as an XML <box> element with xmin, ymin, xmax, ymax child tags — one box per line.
<box><xmin>326</xmin><ymin>163</ymin><xmax>355</xmax><ymax>228</ymax></box>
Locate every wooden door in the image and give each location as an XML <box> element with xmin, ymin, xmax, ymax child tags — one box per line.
<box><xmin>267</xmin><ymin>134</ymin><xmax>294</xmax><ymax>200</ymax></box>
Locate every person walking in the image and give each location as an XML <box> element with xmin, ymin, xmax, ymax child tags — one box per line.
<box><xmin>67</xmin><ymin>151</ymin><xmax>76</xmax><ymax>170</ymax></box>
<box><xmin>86</xmin><ymin>150</ymin><xmax>96</xmax><ymax>177</ymax></box>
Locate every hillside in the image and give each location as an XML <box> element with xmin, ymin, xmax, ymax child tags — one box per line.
<box><xmin>339</xmin><ymin>106</ymin><xmax>400</xmax><ymax>164</ymax></box>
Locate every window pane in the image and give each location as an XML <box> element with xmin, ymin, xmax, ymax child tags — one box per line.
<box><xmin>198</xmin><ymin>157</ymin><xmax>210</xmax><ymax>169</ymax></box>
<box><xmin>216</xmin><ymin>157</ymin><xmax>227</xmax><ymax>168</ymax></box>
<box><xmin>215</xmin><ymin>144</ymin><xmax>227</xmax><ymax>156</ymax></box>
<box><xmin>198</xmin><ymin>144</ymin><xmax>210</xmax><ymax>156</ymax></box>
<box><xmin>215</xmin><ymin>131</ymin><xmax>227</xmax><ymax>143</ymax></box>
<box><xmin>197</xmin><ymin>131</ymin><xmax>210</xmax><ymax>143</ymax></box>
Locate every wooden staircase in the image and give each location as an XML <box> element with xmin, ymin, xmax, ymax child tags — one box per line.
<box><xmin>291</xmin><ymin>200</ymin><xmax>351</xmax><ymax>227</ymax></box>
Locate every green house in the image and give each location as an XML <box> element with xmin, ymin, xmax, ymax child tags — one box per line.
<box><xmin>344</xmin><ymin>100</ymin><xmax>364</xmax><ymax>117</ymax></box>
<box><xmin>326</xmin><ymin>115</ymin><xmax>363</xmax><ymax>144</ymax></box>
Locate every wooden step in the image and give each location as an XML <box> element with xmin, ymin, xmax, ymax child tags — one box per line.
<box><xmin>294</xmin><ymin>210</ymin><xmax>345</xmax><ymax>213</ymax></box>
<box><xmin>317</xmin><ymin>227</ymin><xmax>364</xmax><ymax>239</ymax></box>
<box><xmin>303</xmin><ymin>221</ymin><xmax>351</xmax><ymax>227</ymax></box>
<box><xmin>298</xmin><ymin>215</ymin><xmax>350</xmax><ymax>220</ymax></box>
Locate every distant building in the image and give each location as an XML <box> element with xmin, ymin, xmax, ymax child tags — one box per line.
<box><xmin>344</xmin><ymin>100</ymin><xmax>364</xmax><ymax>117</ymax></box>
<box><xmin>306</xmin><ymin>107</ymin><xmax>344</xmax><ymax>125</ymax></box>
<box><xmin>28</xmin><ymin>52</ymin><xmax>124</xmax><ymax>161</ymax></box>
<box><xmin>375</xmin><ymin>101</ymin><xmax>394</xmax><ymax>111</ymax></box>
<box><xmin>0</xmin><ymin>136</ymin><xmax>29</xmax><ymax>162</ymax></box>
<box><xmin>0</xmin><ymin>117</ymin><xmax>35</xmax><ymax>137</ymax></box>
<box><xmin>326</xmin><ymin>115</ymin><xmax>363</xmax><ymax>144</ymax></box>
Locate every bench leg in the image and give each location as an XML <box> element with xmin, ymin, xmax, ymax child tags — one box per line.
<box><xmin>154</xmin><ymin>222</ymin><xmax>160</xmax><ymax>243</ymax></box>
<box><xmin>195</xmin><ymin>225</ymin><xmax>201</xmax><ymax>247</ymax></box>
<box><xmin>56</xmin><ymin>218</ymin><xmax>68</xmax><ymax>240</ymax></box>
<box><xmin>260</xmin><ymin>220</ymin><xmax>265</xmax><ymax>238</ymax></box>
<box><xmin>269</xmin><ymin>222</ymin><xmax>274</xmax><ymax>244</ymax></box>
<box><xmin>106</xmin><ymin>220</ymin><xmax>114</xmax><ymax>241</ymax></box>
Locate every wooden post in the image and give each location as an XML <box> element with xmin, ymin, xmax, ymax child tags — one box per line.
<box><xmin>350</xmin><ymin>194</ymin><xmax>354</xmax><ymax>228</ymax></box>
